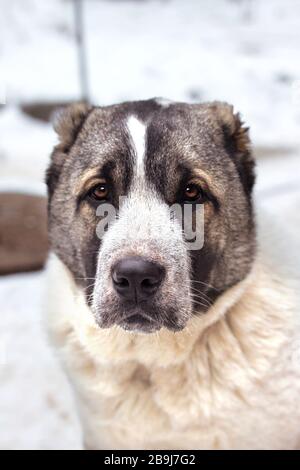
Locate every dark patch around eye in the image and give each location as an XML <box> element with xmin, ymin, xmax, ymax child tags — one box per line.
<box><xmin>76</xmin><ymin>160</ymin><xmax>116</xmax><ymax>210</ymax></box>
<box><xmin>175</xmin><ymin>165</ymin><xmax>220</xmax><ymax>209</ymax></box>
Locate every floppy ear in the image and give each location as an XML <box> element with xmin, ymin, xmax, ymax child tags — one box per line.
<box><xmin>53</xmin><ymin>102</ymin><xmax>92</xmax><ymax>153</ymax></box>
<box><xmin>209</xmin><ymin>101</ymin><xmax>255</xmax><ymax>195</ymax></box>
<box><xmin>46</xmin><ymin>102</ymin><xmax>92</xmax><ymax>197</ymax></box>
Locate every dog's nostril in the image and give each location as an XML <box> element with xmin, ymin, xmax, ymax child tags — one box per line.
<box><xmin>114</xmin><ymin>277</ymin><xmax>129</xmax><ymax>287</ymax></box>
<box><xmin>111</xmin><ymin>256</ymin><xmax>165</xmax><ymax>302</ymax></box>
<box><xmin>141</xmin><ymin>278</ymin><xmax>159</xmax><ymax>289</ymax></box>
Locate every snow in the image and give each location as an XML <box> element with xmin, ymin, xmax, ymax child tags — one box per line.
<box><xmin>0</xmin><ymin>272</ymin><xmax>82</xmax><ymax>450</ymax></box>
<box><xmin>2</xmin><ymin>0</ymin><xmax>300</xmax><ymax>148</ymax></box>
<box><xmin>0</xmin><ymin>106</ymin><xmax>55</xmax><ymax>190</ymax></box>
<box><xmin>0</xmin><ymin>0</ymin><xmax>300</xmax><ymax>450</ymax></box>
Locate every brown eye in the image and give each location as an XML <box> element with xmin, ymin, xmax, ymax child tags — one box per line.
<box><xmin>184</xmin><ymin>184</ymin><xmax>203</xmax><ymax>202</ymax></box>
<box><xmin>89</xmin><ymin>183</ymin><xmax>109</xmax><ymax>201</ymax></box>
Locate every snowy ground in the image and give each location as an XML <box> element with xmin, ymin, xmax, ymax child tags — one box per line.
<box><xmin>0</xmin><ymin>0</ymin><xmax>300</xmax><ymax>450</ymax></box>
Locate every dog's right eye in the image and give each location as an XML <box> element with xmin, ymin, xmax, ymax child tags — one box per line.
<box><xmin>88</xmin><ymin>183</ymin><xmax>109</xmax><ymax>201</ymax></box>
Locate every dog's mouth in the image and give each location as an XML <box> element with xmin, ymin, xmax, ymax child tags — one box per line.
<box><xmin>119</xmin><ymin>311</ymin><xmax>162</xmax><ymax>333</ymax></box>
<box><xmin>93</xmin><ymin>284</ymin><xmax>190</xmax><ymax>334</ymax></box>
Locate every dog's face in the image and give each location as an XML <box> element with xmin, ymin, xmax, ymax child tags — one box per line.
<box><xmin>47</xmin><ymin>99</ymin><xmax>256</xmax><ymax>333</ymax></box>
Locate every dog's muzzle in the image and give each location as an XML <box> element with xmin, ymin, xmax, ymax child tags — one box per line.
<box><xmin>91</xmin><ymin>191</ymin><xmax>192</xmax><ymax>334</ymax></box>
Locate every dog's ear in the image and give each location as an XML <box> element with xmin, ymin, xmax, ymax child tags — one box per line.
<box><xmin>53</xmin><ymin>102</ymin><xmax>92</xmax><ymax>153</ymax></box>
<box><xmin>209</xmin><ymin>101</ymin><xmax>255</xmax><ymax>195</ymax></box>
<box><xmin>46</xmin><ymin>103</ymin><xmax>92</xmax><ymax>197</ymax></box>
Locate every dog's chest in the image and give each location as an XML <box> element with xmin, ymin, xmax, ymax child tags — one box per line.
<box><xmin>75</xmin><ymin>351</ymin><xmax>300</xmax><ymax>450</ymax></box>
<box><xmin>46</xmin><ymin>253</ymin><xmax>300</xmax><ymax>449</ymax></box>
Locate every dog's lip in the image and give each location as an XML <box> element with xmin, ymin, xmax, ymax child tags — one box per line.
<box><xmin>123</xmin><ymin>309</ymin><xmax>155</xmax><ymax>322</ymax></box>
<box><xmin>119</xmin><ymin>312</ymin><xmax>161</xmax><ymax>333</ymax></box>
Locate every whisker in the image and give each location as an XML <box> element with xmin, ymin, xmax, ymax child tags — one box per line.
<box><xmin>190</xmin><ymin>298</ymin><xmax>211</xmax><ymax>309</ymax></box>
<box><xmin>191</xmin><ymin>280</ymin><xmax>220</xmax><ymax>292</ymax></box>
<box><xmin>81</xmin><ymin>283</ymin><xmax>96</xmax><ymax>292</ymax></box>
<box><xmin>190</xmin><ymin>286</ymin><xmax>213</xmax><ymax>303</ymax></box>
<box><xmin>75</xmin><ymin>277</ymin><xmax>97</xmax><ymax>281</ymax></box>
<box><xmin>191</xmin><ymin>300</ymin><xmax>210</xmax><ymax>310</ymax></box>
<box><xmin>190</xmin><ymin>291</ymin><xmax>212</xmax><ymax>307</ymax></box>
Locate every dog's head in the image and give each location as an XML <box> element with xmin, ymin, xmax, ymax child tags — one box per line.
<box><xmin>47</xmin><ymin>99</ymin><xmax>256</xmax><ymax>334</ymax></box>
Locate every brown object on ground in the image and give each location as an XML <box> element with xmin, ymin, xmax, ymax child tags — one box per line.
<box><xmin>0</xmin><ymin>193</ymin><xmax>48</xmax><ymax>275</ymax></box>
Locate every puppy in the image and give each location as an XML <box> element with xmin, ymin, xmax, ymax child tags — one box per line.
<box><xmin>45</xmin><ymin>99</ymin><xmax>300</xmax><ymax>450</ymax></box>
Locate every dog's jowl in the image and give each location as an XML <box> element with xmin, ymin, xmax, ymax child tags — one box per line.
<box><xmin>45</xmin><ymin>99</ymin><xmax>300</xmax><ymax>450</ymax></box>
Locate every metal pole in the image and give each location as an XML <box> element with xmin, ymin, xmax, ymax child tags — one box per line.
<box><xmin>73</xmin><ymin>0</ymin><xmax>90</xmax><ymax>103</ymax></box>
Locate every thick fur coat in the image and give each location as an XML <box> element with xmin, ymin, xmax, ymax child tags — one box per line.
<box><xmin>46</xmin><ymin>213</ymin><xmax>300</xmax><ymax>449</ymax></box>
<box><xmin>45</xmin><ymin>99</ymin><xmax>300</xmax><ymax>449</ymax></box>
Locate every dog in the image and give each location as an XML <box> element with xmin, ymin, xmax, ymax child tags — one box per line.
<box><xmin>45</xmin><ymin>99</ymin><xmax>300</xmax><ymax>449</ymax></box>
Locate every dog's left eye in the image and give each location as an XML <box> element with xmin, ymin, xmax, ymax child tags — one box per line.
<box><xmin>88</xmin><ymin>183</ymin><xmax>109</xmax><ymax>201</ymax></box>
<box><xmin>183</xmin><ymin>184</ymin><xmax>204</xmax><ymax>203</ymax></box>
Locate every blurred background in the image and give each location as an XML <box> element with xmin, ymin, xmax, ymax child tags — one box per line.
<box><xmin>0</xmin><ymin>0</ymin><xmax>300</xmax><ymax>449</ymax></box>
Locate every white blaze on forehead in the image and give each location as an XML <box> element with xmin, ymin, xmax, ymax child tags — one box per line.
<box><xmin>127</xmin><ymin>115</ymin><xmax>146</xmax><ymax>176</ymax></box>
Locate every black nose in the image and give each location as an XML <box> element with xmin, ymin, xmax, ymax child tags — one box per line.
<box><xmin>112</xmin><ymin>256</ymin><xmax>165</xmax><ymax>302</ymax></box>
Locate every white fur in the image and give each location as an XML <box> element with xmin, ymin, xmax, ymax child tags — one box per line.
<box><xmin>45</xmin><ymin>211</ymin><xmax>300</xmax><ymax>449</ymax></box>
<box><xmin>127</xmin><ymin>116</ymin><xmax>146</xmax><ymax>177</ymax></box>
<box><xmin>155</xmin><ymin>97</ymin><xmax>173</xmax><ymax>108</ymax></box>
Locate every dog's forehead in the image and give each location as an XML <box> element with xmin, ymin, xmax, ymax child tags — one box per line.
<box><xmin>69</xmin><ymin>99</ymin><xmax>225</xmax><ymax>195</ymax></box>
<box><xmin>77</xmin><ymin>99</ymin><xmax>213</xmax><ymax>155</ymax></box>
<box><xmin>124</xmin><ymin>104</ymin><xmax>194</xmax><ymax>197</ymax></box>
